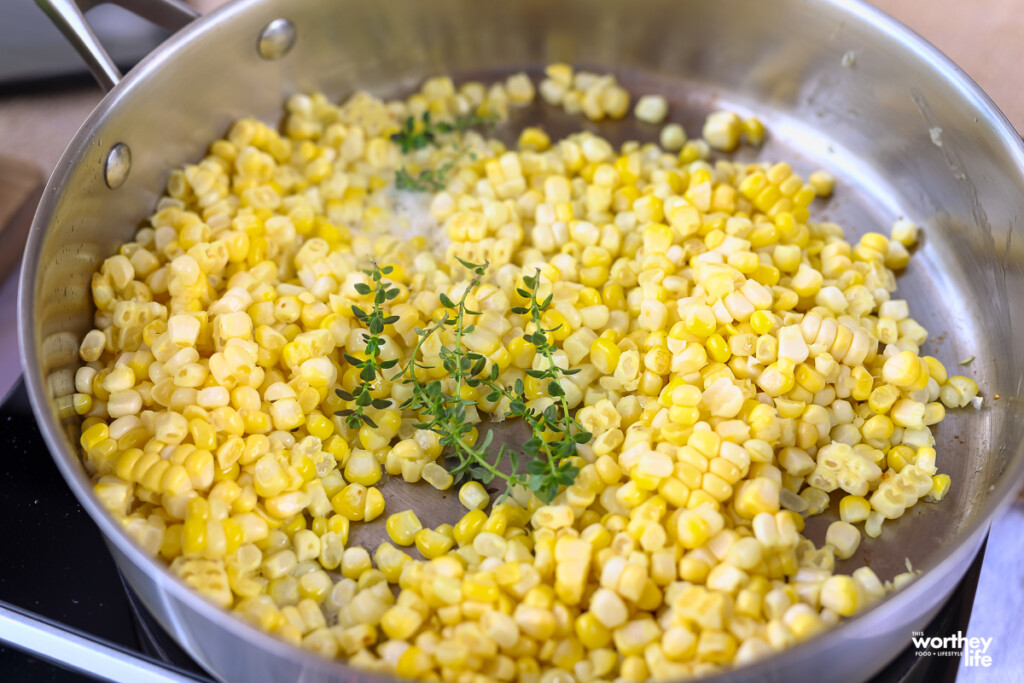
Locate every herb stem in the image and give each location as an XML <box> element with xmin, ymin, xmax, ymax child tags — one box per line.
<box><xmin>392</xmin><ymin>315</ymin><xmax>448</xmax><ymax>386</ymax></box>
<box><xmin>354</xmin><ymin>259</ymin><xmax>588</xmax><ymax>503</ymax></box>
<box><xmin>334</xmin><ymin>263</ymin><xmax>401</xmax><ymax>429</ymax></box>
<box><xmin>449</xmin><ymin>269</ymin><xmax>485</xmax><ymax>414</ymax></box>
<box><xmin>391</xmin><ymin>112</ymin><xmax>497</xmax><ymax>192</ymax></box>
<box><xmin>528</xmin><ymin>286</ymin><xmax>574</xmax><ymax>478</ymax></box>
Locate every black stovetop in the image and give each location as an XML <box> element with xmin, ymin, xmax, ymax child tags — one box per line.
<box><xmin>0</xmin><ymin>379</ymin><xmax>979</xmax><ymax>683</ymax></box>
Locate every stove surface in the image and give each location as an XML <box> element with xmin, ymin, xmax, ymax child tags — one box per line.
<box><xmin>0</xmin><ymin>379</ymin><xmax>981</xmax><ymax>682</ymax></box>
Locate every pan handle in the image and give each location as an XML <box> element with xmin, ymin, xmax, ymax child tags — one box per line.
<box><xmin>35</xmin><ymin>0</ymin><xmax>199</xmax><ymax>93</ymax></box>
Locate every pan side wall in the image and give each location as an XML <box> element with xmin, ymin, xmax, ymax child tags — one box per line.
<box><xmin>21</xmin><ymin>1</ymin><xmax>1024</xmax><ymax>681</ymax></box>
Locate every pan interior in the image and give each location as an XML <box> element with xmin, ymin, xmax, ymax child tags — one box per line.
<box><xmin>24</xmin><ymin>1</ymin><xmax>1024</xmax><ymax>681</ymax></box>
<box><xmin>335</xmin><ymin>66</ymin><xmax>995</xmax><ymax>583</ymax></box>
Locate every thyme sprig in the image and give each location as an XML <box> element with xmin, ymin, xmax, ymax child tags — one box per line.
<box><xmin>498</xmin><ymin>270</ymin><xmax>590</xmax><ymax>502</ymax></box>
<box><xmin>395</xmin><ymin>159</ymin><xmax>456</xmax><ymax>193</ymax></box>
<box><xmin>338</xmin><ymin>258</ymin><xmax>590</xmax><ymax>502</ymax></box>
<box><xmin>392</xmin><ymin>259</ymin><xmax>529</xmax><ymax>493</ymax></box>
<box><xmin>333</xmin><ymin>264</ymin><xmax>401</xmax><ymax>429</ymax></box>
<box><xmin>391</xmin><ymin>112</ymin><xmax>496</xmax><ymax>193</ymax></box>
<box><xmin>390</xmin><ymin>112</ymin><xmax>496</xmax><ymax>154</ymax></box>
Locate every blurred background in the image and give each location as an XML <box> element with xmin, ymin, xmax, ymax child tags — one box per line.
<box><xmin>0</xmin><ymin>0</ymin><xmax>1020</xmax><ymax>680</ymax></box>
<box><xmin>2</xmin><ymin>0</ymin><xmax>1024</xmax><ymax>173</ymax></box>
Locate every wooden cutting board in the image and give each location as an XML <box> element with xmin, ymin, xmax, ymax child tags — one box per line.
<box><xmin>0</xmin><ymin>155</ymin><xmax>41</xmax><ymax>405</ymax></box>
<box><xmin>0</xmin><ymin>155</ymin><xmax>42</xmax><ymax>282</ymax></box>
<box><xmin>872</xmin><ymin>0</ymin><xmax>1024</xmax><ymax>133</ymax></box>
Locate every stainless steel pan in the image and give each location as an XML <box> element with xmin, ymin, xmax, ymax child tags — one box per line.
<box><xmin>19</xmin><ymin>0</ymin><xmax>1024</xmax><ymax>681</ymax></box>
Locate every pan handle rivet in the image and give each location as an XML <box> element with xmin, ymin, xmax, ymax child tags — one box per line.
<box><xmin>104</xmin><ymin>143</ymin><xmax>131</xmax><ymax>190</ymax></box>
<box><xmin>258</xmin><ymin>18</ymin><xmax>297</xmax><ymax>60</ymax></box>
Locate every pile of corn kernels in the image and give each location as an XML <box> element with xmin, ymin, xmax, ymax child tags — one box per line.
<box><xmin>71</xmin><ymin>64</ymin><xmax>982</xmax><ymax>681</ymax></box>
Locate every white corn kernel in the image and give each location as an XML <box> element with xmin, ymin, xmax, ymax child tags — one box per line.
<box><xmin>634</xmin><ymin>95</ymin><xmax>668</xmax><ymax>124</ymax></box>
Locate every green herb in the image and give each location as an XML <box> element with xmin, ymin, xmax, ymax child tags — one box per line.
<box><xmin>390</xmin><ymin>112</ymin><xmax>497</xmax><ymax>154</ymax></box>
<box><xmin>500</xmin><ymin>269</ymin><xmax>590</xmax><ymax>502</ymax></box>
<box><xmin>385</xmin><ymin>258</ymin><xmax>589</xmax><ymax>502</ymax></box>
<box><xmin>341</xmin><ymin>259</ymin><xmax>589</xmax><ymax>502</ymax></box>
<box><xmin>333</xmin><ymin>264</ymin><xmax>401</xmax><ymax>429</ymax></box>
<box><xmin>395</xmin><ymin>159</ymin><xmax>456</xmax><ymax>193</ymax></box>
<box><xmin>960</xmin><ymin>356</ymin><xmax>975</xmax><ymax>366</ymax></box>
<box><xmin>391</xmin><ymin>112</ymin><xmax>496</xmax><ymax>192</ymax></box>
<box><xmin>389</xmin><ymin>259</ymin><xmax>527</xmax><ymax>494</ymax></box>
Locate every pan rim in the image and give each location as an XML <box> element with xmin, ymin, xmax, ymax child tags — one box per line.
<box><xmin>18</xmin><ymin>0</ymin><xmax>1024</xmax><ymax>680</ymax></box>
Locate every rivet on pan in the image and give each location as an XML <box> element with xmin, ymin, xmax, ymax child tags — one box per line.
<box><xmin>104</xmin><ymin>143</ymin><xmax>131</xmax><ymax>189</ymax></box>
<box><xmin>258</xmin><ymin>18</ymin><xmax>296</xmax><ymax>60</ymax></box>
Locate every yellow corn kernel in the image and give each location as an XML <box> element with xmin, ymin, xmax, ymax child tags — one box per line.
<box><xmin>743</xmin><ymin>117</ymin><xmax>765</xmax><ymax>146</ymax></box>
<box><xmin>331</xmin><ymin>483</ymin><xmax>367</xmax><ymax>521</ymax></box>
<box><xmin>891</xmin><ymin>219</ymin><xmax>919</xmax><ymax>247</ymax></box>
<box><xmin>415</xmin><ymin>528</ymin><xmax>454</xmax><ymax>559</ymax></box>
<box><xmin>820</xmin><ymin>575</ymin><xmax>859</xmax><ymax>616</ymax></box>
<box><xmin>340</xmin><ymin>546</ymin><xmax>372</xmax><ymax>580</ymax></box>
<box><xmin>749</xmin><ymin>310</ymin><xmax>775</xmax><ymax>335</ymax></box>
<box><xmin>381</xmin><ymin>605</ymin><xmax>424</xmax><ymax>641</ymax></box>
<box><xmin>705</xmin><ymin>334</ymin><xmax>731</xmax><ymax>363</ymax></box>
<box><xmin>344</xmin><ymin>452</ymin><xmax>382</xmax><ymax>487</ymax></box>
<box><xmin>734</xmin><ymin>478</ymin><xmax>781</xmax><ymax>518</ymax></box>
<box><xmin>508</xmin><ymin>337</ymin><xmax>536</xmax><ymax>369</ymax></box>
<box><xmin>839</xmin><ymin>495</ymin><xmax>871</xmax><ymax>523</ymax></box>
<box><xmin>306</xmin><ymin>412</ymin><xmax>334</xmax><ymax>439</ymax></box>
<box><xmin>541</xmin><ymin>309</ymin><xmax>571</xmax><ymax>341</ymax></box>
<box><xmin>518</xmin><ymin>127</ymin><xmax>551</xmax><ymax>151</ymax></box>
<box><xmin>422</xmin><ymin>463</ymin><xmax>454</xmax><ymax>490</ymax></box>
<box><xmin>927</xmin><ymin>473</ymin><xmax>951</xmax><ymax>502</ymax></box>
<box><xmin>808</xmin><ymin>170</ymin><xmax>835</xmax><ymax>197</ymax></box>
<box><xmin>324</xmin><ymin>435</ymin><xmax>350</xmax><ymax>464</ymax></box>
<box><xmin>940</xmin><ymin>375</ymin><xmax>980</xmax><ymax>409</ymax></box>
<box><xmin>81</xmin><ymin>423</ymin><xmax>109</xmax><ymax>450</ymax></box>
<box><xmin>862</xmin><ymin>414</ymin><xmax>894</xmax><ymax>442</ymax></box>
<box><xmin>575</xmin><ymin>612</ymin><xmax>612</xmax><ymax>649</ymax></box>
<box><xmin>182</xmin><ymin>517</ymin><xmax>207</xmax><ymax>555</ymax></box>
<box><xmin>454</xmin><ymin>509</ymin><xmax>488</xmax><ymax>545</ymax></box>
<box><xmin>363</xmin><ymin>486</ymin><xmax>385</xmax><ymax>522</ymax></box>
<box><xmin>588</xmin><ymin>337</ymin><xmax>621</xmax><ymax>375</ymax></box>
<box><xmin>459</xmin><ymin>481</ymin><xmax>490</xmax><ymax>510</ymax></box>
<box><xmin>882</xmin><ymin>350</ymin><xmax>922</xmax><ymax>389</ymax></box>
<box><xmin>386</xmin><ymin>510</ymin><xmax>423</xmax><ymax>546</ymax></box>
